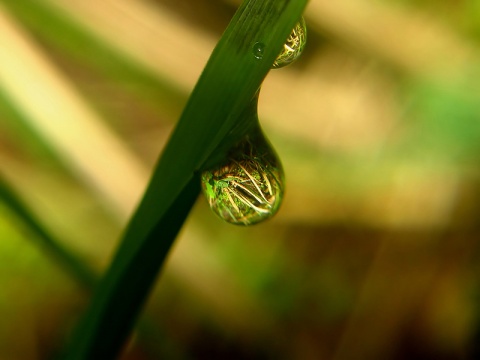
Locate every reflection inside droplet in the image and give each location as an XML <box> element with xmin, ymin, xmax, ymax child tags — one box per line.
<box><xmin>252</xmin><ymin>42</ymin><xmax>265</xmax><ymax>60</ymax></box>
<box><xmin>201</xmin><ymin>128</ymin><xmax>284</xmax><ymax>226</ymax></box>
<box><xmin>273</xmin><ymin>17</ymin><xmax>307</xmax><ymax>69</ymax></box>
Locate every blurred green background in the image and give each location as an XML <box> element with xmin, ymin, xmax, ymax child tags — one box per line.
<box><xmin>1</xmin><ymin>0</ymin><xmax>480</xmax><ymax>359</ymax></box>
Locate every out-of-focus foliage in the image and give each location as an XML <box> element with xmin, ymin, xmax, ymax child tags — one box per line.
<box><xmin>0</xmin><ymin>0</ymin><xmax>479</xmax><ymax>359</ymax></box>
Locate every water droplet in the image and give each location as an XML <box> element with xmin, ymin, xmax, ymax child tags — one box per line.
<box><xmin>273</xmin><ymin>17</ymin><xmax>307</xmax><ymax>69</ymax></box>
<box><xmin>201</xmin><ymin>128</ymin><xmax>284</xmax><ymax>226</ymax></box>
<box><xmin>252</xmin><ymin>42</ymin><xmax>265</xmax><ymax>60</ymax></box>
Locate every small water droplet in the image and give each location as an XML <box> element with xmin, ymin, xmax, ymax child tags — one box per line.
<box><xmin>273</xmin><ymin>17</ymin><xmax>307</xmax><ymax>69</ymax></box>
<box><xmin>201</xmin><ymin>128</ymin><xmax>284</xmax><ymax>226</ymax></box>
<box><xmin>252</xmin><ymin>42</ymin><xmax>265</xmax><ymax>60</ymax></box>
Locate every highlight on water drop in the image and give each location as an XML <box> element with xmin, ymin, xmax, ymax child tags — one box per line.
<box><xmin>201</xmin><ymin>129</ymin><xmax>284</xmax><ymax>226</ymax></box>
<box><xmin>272</xmin><ymin>17</ymin><xmax>307</xmax><ymax>69</ymax></box>
<box><xmin>252</xmin><ymin>42</ymin><xmax>265</xmax><ymax>60</ymax></box>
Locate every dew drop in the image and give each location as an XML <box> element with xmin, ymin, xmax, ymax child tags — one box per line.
<box><xmin>272</xmin><ymin>17</ymin><xmax>307</xmax><ymax>69</ymax></box>
<box><xmin>252</xmin><ymin>42</ymin><xmax>265</xmax><ymax>60</ymax></box>
<box><xmin>201</xmin><ymin>128</ymin><xmax>284</xmax><ymax>226</ymax></box>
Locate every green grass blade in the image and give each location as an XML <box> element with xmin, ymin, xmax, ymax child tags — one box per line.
<box><xmin>0</xmin><ymin>175</ymin><xmax>96</xmax><ymax>289</ymax></box>
<box><xmin>63</xmin><ymin>176</ymin><xmax>200</xmax><ymax>360</ymax></box>
<box><xmin>3</xmin><ymin>0</ymin><xmax>186</xmax><ymax>118</ymax></box>
<box><xmin>65</xmin><ymin>0</ymin><xmax>308</xmax><ymax>358</ymax></box>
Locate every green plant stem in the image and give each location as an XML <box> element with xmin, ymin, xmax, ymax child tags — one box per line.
<box><xmin>64</xmin><ymin>0</ymin><xmax>308</xmax><ymax>358</ymax></box>
<box><xmin>0</xmin><ymin>175</ymin><xmax>96</xmax><ymax>289</ymax></box>
<box><xmin>65</xmin><ymin>176</ymin><xmax>200</xmax><ymax>359</ymax></box>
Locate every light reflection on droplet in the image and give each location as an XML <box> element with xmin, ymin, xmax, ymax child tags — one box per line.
<box><xmin>252</xmin><ymin>42</ymin><xmax>266</xmax><ymax>60</ymax></box>
<box><xmin>201</xmin><ymin>128</ymin><xmax>284</xmax><ymax>226</ymax></box>
<box><xmin>272</xmin><ymin>17</ymin><xmax>307</xmax><ymax>69</ymax></box>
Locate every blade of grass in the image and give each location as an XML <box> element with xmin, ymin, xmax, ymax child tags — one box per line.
<box><xmin>0</xmin><ymin>174</ymin><xmax>181</xmax><ymax>358</ymax></box>
<box><xmin>65</xmin><ymin>0</ymin><xmax>308</xmax><ymax>358</ymax></box>
<box><xmin>0</xmin><ymin>174</ymin><xmax>96</xmax><ymax>289</ymax></box>
<box><xmin>3</xmin><ymin>0</ymin><xmax>187</xmax><ymax>120</ymax></box>
<box><xmin>0</xmin><ymin>6</ymin><xmax>149</xmax><ymax>220</ymax></box>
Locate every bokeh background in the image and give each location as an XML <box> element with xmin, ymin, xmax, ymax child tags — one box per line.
<box><xmin>1</xmin><ymin>0</ymin><xmax>480</xmax><ymax>359</ymax></box>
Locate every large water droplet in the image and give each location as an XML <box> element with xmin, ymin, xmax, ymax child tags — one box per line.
<box><xmin>201</xmin><ymin>127</ymin><xmax>284</xmax><ymax>226</ymax></box>
<box><xmin>252</xmin><ymin>42</ymin><xmax>265</xmax><ymax>60</ymax></box>
<box><xmin>273</xmin><ymin>17</ymin><xmax>307</xmax><ymax>69</ymax></box>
